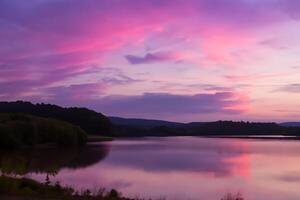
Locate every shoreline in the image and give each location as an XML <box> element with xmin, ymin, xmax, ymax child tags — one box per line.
<box><xmin>204</xmin><ymin>135</ymin><xmax>300</xmax><ymax>140</ymax></box>
<box><xmin>112</xmin><ymin>135</ymin><xmax>300</xmax><ymax>141</ymax></box>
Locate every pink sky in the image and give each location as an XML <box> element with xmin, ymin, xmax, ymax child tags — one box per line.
<box><xmin>0</xmin><ymin>0</ymin><xmax>300</xmax><ymax>122</ymax></box>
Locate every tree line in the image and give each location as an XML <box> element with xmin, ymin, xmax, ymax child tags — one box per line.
<box><xmin>0</xmin><ymin>113</ymin><xmax>87</xmax><ymax>149</ymax></box>
<box><xmin>0</xmin><ymin>101</ymin><xmax>111</xmax><ymax>136</ymax></box>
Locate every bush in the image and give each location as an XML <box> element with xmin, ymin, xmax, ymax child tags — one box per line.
<box><xmin>0</xmin><ymin>176</ymin><xmax>131</xmax><ymax>200</ymax></box>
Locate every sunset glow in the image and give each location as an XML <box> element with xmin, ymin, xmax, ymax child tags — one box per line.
<box><xmin>1</xmin><ymin>0</ymin><xmax>300</xmax><ymax>122</ymax></box>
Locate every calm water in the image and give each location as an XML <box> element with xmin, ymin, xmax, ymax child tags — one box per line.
<box><xmin>2</xmin><ymin>136</ymin><xmax>300</xmax><ymax>200</ymax></box>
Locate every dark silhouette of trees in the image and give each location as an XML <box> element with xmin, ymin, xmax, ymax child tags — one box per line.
<box><xmin>1</xmin><ymin>101</ymin><xmax>299</xmax><ymax>138</ymax></box>
<box><xmin>0</xmin><ymin>113</ymin><xmax>87</xmax><ymax>149</ymax></box>
<box><xmin>0</xmin><ymin>101</ymin><xmax>111</xmax><ymax>136</ymax></box>
<box><xmin>112</xmin><ymin>120</ymin><xmax>300</xmax><ymax>137</ymax></box>
<box><xmin>187</xmin><ymin>121</ymin><xmax>286</xmax><ymax>135</ymax></box>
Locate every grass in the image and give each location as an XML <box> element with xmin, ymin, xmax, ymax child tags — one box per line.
<box><xmin>0</xmin><ymin>176</ymin><xmax>133</xmax><ymax>200</ymax></box>
<box><xmin>0</xmin><ymin>176</ymin><xmax>246</xmax><ymax>200</ymax></box>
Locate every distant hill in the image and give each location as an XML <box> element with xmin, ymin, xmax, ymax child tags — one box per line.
<box><xmin>109</xmin><ymin>116</ymin><xmax>184</xmax><ymax>128</ymax></box>
<box><xmin>2</xmin><ymin>101</ymin><xmax>300</xmax><ymax>138</ymax></box>
<box><xmin>110</xmin><ymin>117</ymin><xmax>300</xmax><ymax>137</ymax></box>
<box><xmin>0</xmin><ymin>101</ymin><xmax>111</xmax><ymax>136</ymax></box>
<box><xmin>280</xmin><ymin>122</ymin><xmax>300</xmax><ymax>127</ymax></box>
<box><xmin>186</xmin><ymin>121</ymin><xmax>285</xmax><ymax>135</ymax></box>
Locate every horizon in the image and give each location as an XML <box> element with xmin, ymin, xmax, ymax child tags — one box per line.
<box><xmin>1</xmin><ymin>100</ymin><xmax>296</xmax><ymax>124</ymax></box>
<box><xmin>1</xmin><ymin>0</ymin><xmax>300</xmax><ymax>122</ymax></box>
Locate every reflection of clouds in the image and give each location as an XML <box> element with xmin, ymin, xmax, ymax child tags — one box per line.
<box><xmin>245</xmin><ymin>140</ymin><xmax>300</xmax><ymax>156</ymax></box>
<box><xmin>104</xmin><ymin>137</ymin><xmax>249</xmax><ymax>177</ymax></box>
<box><xmin>223</xmin><ymin>155</ymin><xmax>251</xmax><ymax>179</ymax></box>
<box><xmin>25</xmin><ymin>137</ymin><xmax>300</xmax><ymax>200</ymax></box>
<box><xmin>277</xmin><ymin>174</ymin><xmax>300</xmax><ymax>182</ymax></box>
<box><xmin>276</xmin><ymin>172</ymin><xmax>300</xmax><ymax>183</ymax></box>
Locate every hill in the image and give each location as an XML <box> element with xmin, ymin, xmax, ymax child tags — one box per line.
<box><xmin>0</xmin><ymin>113</ymin><xmax>87</xmax><ymax>149</ymax></box>
<box><xmin>109</xmin><ymin>116</ymin><xmax>184</xmax><ymax>128</ymax></box>
<box><xmin>0</xmin><ymin>101</ymin><xmax>111</xmax><ymax>136</ymax></box>
<box><xmin>1</xmin><ymin>101</ymin><xmax>299</xmax><ymax>138</ymax></box>
<box><xmin>111</xmin><ymin>119</ymin><xmax>300</xmax><ymax>137</ymax></box>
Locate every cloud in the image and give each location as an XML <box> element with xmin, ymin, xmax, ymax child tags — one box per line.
<box><xmin>90</xmin><ymin>92</ymin><xmax>249</xmax><ymax>118</ymax></box>
<box><xmin>0</xmin><ymin>64</ymin><xmax>143</xmax><ymax>101</ymax></box>
<box><xmin>125</xmin><ymin>51</ymin><xmax>182</xmax><ymax>64</ymax></box>
<box><xmin>102</xmin><ymin>75</ymin><xmax>142</xmax><ymax>85</ymax></box>
<box><xmin>277</xmin><ymin>84</ymin><xmax>300</xmax><ymax>93</ymax></box>
<box><xmin>47</xmin><ymin>82</ymin><xmax>107</xmax><ymax>102</ymax></box>
<box><xmin>0</xmin><ymin>80</ymin><xmax>42</xmax><ymax>99</ymax></box>
<box><xmin>0</xmin><ymin>0</ymin><xmax>299</xmax><ymax>122</ymax></box>
<box><xmin>224</xmin><ymin>72</ymin><xmax>291</xmax><ymax>82</ymax></box>
<box><xmin>259</xmin><ymin>38</ymin><xmax>288</xmax><ymax>50</ymax></box>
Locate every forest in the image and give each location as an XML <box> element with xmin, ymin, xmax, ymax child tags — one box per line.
<box><xmin>0</xmin><ymin>113</ymin><xmax>87</xmax><ymax>149</ymax></box>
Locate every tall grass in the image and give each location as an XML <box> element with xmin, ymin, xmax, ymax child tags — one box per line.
<box><xmin>0</xmin><ymin>176</ymin><xmax>132</xmax><ymax>200</ymax></box>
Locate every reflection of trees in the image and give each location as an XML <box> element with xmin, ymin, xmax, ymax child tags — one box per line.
<box><xmin>221</xmin><ymin>193</ymin><xmax>244</xmax><ymax>200</ymax></box>
<box><xmin>0</xmin><ymin>144</ymin><xmax>110</xmax><ymax>176</ymax></box>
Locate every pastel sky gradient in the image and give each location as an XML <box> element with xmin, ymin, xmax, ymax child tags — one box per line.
<box><xmin>1</xmin><ymin>0</ymin><xmax>300</xmax><ymax>122</ymax></box>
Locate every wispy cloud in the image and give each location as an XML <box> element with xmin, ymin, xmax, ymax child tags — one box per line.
<box><xmin>1</xmin><ymin>0</ymin><xmax>300</xmax><ymax>121</ymax></box>
<box><xmin>224</xmin><ymin>73</ymin><xmax>291</xmax><ymax>82</ymax></box>
<box><xmin>277</xmin><ymin>84</ymin><xmax>300</xmax><ymax>93</ymax></box>
<box><xmin>125</xmin><ymin>51</ymin><xmax>182</xmax><ymax>65</ymax></box>
<box><xmin>46</xmin><ymin>82</ymin><xmax>107</xmax><ymax>103</ymax></box>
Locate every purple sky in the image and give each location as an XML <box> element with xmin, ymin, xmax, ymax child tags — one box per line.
<box><xmin>0</xmin><ymin>0</ymin><xmax>300</xmax><ymax>122</ymax></box>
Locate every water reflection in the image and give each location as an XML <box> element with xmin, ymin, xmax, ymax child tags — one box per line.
<box><xmin>3</xmin><ymin>137</ymin><xmax>300</xmax><ymax>200</ymax></box>
<box><xmin>0</xmin><ymin>143</ymin><xmax>110</xmax><ymax>175</ymax></box>
<box><xmin>104</xmin><ymin>137</ymin><xmax>250</xmax><ymax>177</ymax></box>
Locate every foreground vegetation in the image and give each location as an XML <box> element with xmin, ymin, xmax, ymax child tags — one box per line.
<box><xmin>0</xmin><ymin>176</ymin><xmax>244</xmax><ymax>200</ymax></box>
<box><xmin>0</xmin><ymin>113</ymin><xmax>87</xmax><ymax>149</ymax></box>
<box><xmin>0</xmin><ymin>176</ymin><xmax>131</xmax><ymax>200</ymax></box>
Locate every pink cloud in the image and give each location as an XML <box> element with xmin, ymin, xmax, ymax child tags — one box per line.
<box><xmin>1</xmin><ymin>0</ymin><xmax>300</xmax><ymax>121</ymax></box>
<box><xmin>224</xmin><ymin>72</ymin><xmax>292</xmax><ymax>82</ymax></box>
<box><xmin>277</xmin><ymin>84</ymin><xmax>300</xmax><ymax>93</ymax></box>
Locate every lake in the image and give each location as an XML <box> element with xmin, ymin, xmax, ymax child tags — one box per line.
<box><xmin>1</xmin><ymin>136</ymin><xmax>300</xmax><ymax>200</ymax></box>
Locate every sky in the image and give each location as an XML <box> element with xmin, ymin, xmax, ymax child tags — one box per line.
<box><xmin>0</xmin><ymin>0</ymin><xmax>300</xmax><ymax>122</ymax></box>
